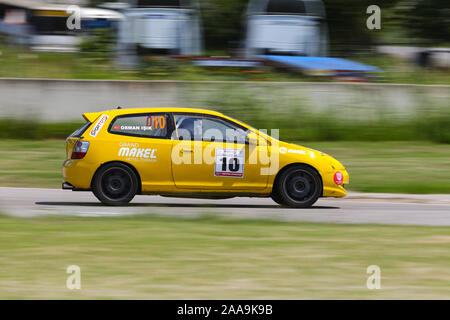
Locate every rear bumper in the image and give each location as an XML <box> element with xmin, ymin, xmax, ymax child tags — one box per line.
<box><xmin>61</xmin><ymin>182</ymin><xmax>90</xmax><ymax>191</ymax></box>
<box><xmin>62</xmin><ymin>182</ymin><xmax>74</xmax><ymax>190</ymax></box>
<box><xmin>62</xmin><ymin>159</ymin><xmax>95</xmax><ymax>190</ymax></box>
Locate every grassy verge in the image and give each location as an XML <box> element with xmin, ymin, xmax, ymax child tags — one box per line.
<box><xmin>0</xmin><ymin>140</ymin><xmax>449</xmax><ymax>194</ymax></box>
<box><xmin>355</xmin><ymin>55</ymin><xmax>450</xmax><ymax>85</ymax></box>
<box><xmin>1</xmin><ymin>44</ymin><xmax>449</xmax><ymax>84</ymax></box>
<box><xmin>0</xmin><ymin>140</ymin><xmax>64</xmax><ymax>188</ymax></box>
<box><xmin>1</xmin><ymin>102</ymin><xmax>450</xmax><ymax>143</ymax></box>
<box><xmin>0</xmin><ymin>44</ymin><xmax>318</xmax><ymax>82</ymax></box>
<box><xmin>0</xmin><ymin>120</ymin><xmax>83</xmax><ymax>140</ymax></box>
<box><xmin>0</xmin><ymin>214</ymin><xmax>448</xmax><ymax>299</ymax></box>
<box><xmin>306</xmin><ymin>141</ymin><xmax>450</xmax><ymax>194</ymax></box>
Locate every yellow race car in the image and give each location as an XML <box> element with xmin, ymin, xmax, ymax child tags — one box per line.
<box><xmin>63</xmin><ymin>107</ymin><xmax>349</xmax><ymax>207</ymax></box>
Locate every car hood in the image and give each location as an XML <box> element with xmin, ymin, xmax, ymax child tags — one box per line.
<box><xmin>277</xmin><ymin>141</ymin><xmax>346</xmax><ymax>170</ymax></box>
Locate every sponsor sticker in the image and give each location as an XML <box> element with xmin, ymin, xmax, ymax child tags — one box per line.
<box><xmin>117</xmin><ymin>143</ymin><xmax>157</xmax><ymax>162</ymax></box>
<box><xmin>89</xmin><ymin>114</ymin><xmax>108</xmax><ymax>137</ymax></box>
<box><xmin>279</xmin><ymin>147</ymin><xmax>307</xmax><ymax>155</ymax></box>
<box><xmin>215</xmin><ymin>148</ymin><xmax>245</xmax><ymax>178</ymax></box>
<box><xmin>334</xmin><ymin>171</ymin><xmax>344</xmax><ymax>185</ymax></box>
<box><xmin>112</xmin><ymin>125</ymin><xmax>155</xmax><ymax>132</ymax></box>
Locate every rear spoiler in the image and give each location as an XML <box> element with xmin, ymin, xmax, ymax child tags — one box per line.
<box><xmin>82</xmin><ymin>112</ymin><xmax>103</xmax><ymax>123</ymax></box>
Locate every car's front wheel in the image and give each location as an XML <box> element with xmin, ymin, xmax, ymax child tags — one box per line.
<box><xmin>270</xmin><ymin>190</ymin><xmax>285</xmax><ymax>206</ymax></box>
<box><xmin>92</xmin><ymin>163</ymin><xmax>138</xmax><ymax>206</ymax></box>
<box><xmin>274</xmin><ymin>165</ymin><xmax>322</xmax><ymax>208</ymax></box>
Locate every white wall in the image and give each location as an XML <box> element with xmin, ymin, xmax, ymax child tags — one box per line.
<box><xmin>0</xmin><ymin>78</ymin><xmax>448</xmax><ymax>121</ymax></box>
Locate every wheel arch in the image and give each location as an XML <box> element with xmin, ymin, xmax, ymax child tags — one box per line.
<box><xmin>91</xmin><ymin>161</ymin><xmax>142</xmax><ymax>195</ymax></box>
<box><xmin>272</xmin><ymin>163</ymin><xmax>323</xmax><ymax>197</ymax></box>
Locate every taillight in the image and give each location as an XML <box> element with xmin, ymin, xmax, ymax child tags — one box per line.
<box><xmin>71</xmin><ymin>141</ymin><xmax>90</xmax><ymax>159</ymax></box>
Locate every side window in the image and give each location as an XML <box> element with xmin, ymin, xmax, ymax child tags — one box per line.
<box><xmin>174</xmin><ymin>115</ymin><xmax>247</xmax><ymax>143</ymax></box>
<box><xmin>109</xmin><ymin>114</ymin><xmax>168</xmax><ymax>138</ymax></box>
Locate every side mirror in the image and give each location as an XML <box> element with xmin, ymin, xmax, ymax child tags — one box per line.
<box><xmin>246</xmin><ymin>132</ymin><xmax>258</xmax><ymax>146</ymax></box>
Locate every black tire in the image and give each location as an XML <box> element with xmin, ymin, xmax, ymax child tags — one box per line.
<box><xmin>92</xmin><ymin>163</ymin><xmax>138</xmax><ymax>206</ymax></box>
<box><xmin>270</xmin><ymin>190</ymin><xmax>286</xmax><ymax>206</ymax></box>
<box><xmin>275</xmin><ymin>165</ymin><xmax>322</xmax><ymax>208</ymax></box>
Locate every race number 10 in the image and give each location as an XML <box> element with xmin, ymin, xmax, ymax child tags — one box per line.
<box><xmin>146</xmin><ymin>116</ymin><xmax>166</xmax><ymax>129</ymax></box>
<box><xmin>215</xmin><ymin>148</ymin><xmax>245</xmax><ymax>178</ymax></box>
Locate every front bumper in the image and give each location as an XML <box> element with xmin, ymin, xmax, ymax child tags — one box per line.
<box><xmin>322</xmin><ymin>169</ymin><xmax>349</xmax><ymax>198</ymax></box>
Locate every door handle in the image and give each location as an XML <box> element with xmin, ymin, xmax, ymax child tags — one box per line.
<box><xmin>181</xmin><ymin>149</ymin><xmax>192</xmax><ymax>153</ymax></box>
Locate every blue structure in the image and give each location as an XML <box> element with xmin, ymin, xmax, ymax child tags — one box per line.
<box><xmin>259</xmin><ymin>55</ymin><xmax>381</xmax><ymax>76</ymax></box>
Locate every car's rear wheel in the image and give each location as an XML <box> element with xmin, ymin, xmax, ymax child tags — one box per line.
<box><xmin>275</xmin><ymin>165</ymin><xmax>322</xmax><ymax>208</ymax></box>
<box><xmin>92</xmin><ymin>163</ymin><xmax>138</xmax><ymax>206</ymax></box>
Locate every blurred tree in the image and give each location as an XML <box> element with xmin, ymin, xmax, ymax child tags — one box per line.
<box><xmin>88</xmin><ymin>0</ymin><xmax>445</xmax><ymax>54</ymax></box>
<box><xmin>322</xmin><ymin>0</ymin><xmax>400</xmax><ymax>55</ymax></box>
<box><xmin>200</xmin><ymin>0</ymin><xmax>402</xmax><ymax>54</ymax></box>
<box><xmin>397</xmin><ymin>0</ymin><xmax>450</xmax><ymax>46</ymax></box>
<box><xmin>87</xmin><ymin>0</ymin><xmax>249</xmax><ymax>51</ymax></box>
<box><xmin>80</xmin><ymin>28</ymin><xmax>116</xmax><ymax>62</ymax></box>
<box><xmin>199</xmin><ymin>0</ymin><xmax>248</xmax><ymax>51</ymax></box>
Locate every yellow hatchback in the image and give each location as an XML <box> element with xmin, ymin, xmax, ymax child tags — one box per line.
<box><xmin>63</xmin><ymin>107</ymin><xmax>349</xmax><ymax>207</ymax></box>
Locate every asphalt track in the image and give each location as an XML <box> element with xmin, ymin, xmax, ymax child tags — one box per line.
<box><xmin>1</xmin><ymin>187</ymin><xmax>450</xmax><ymax>226</ymax></box>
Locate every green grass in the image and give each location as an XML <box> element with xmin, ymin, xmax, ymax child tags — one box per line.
<box><xmin>0</xmin><ymin>214</ymin><xmax>448</xmax><ymax>299</ymax></box>
<box><xmin>0</xmin><ymin>120</ymin><xmax>83</xmax><ymax>140</ymax></box>
<box><xmin>0</xmin><ymin>140</ymin><xmax>65</xmax><ymax>188</ymax></box>
<box><xmin>0</xmin><ymin>140</ymin><xmax>449</xmax><ymax>194</ymax></box>
<box><xmin>306</xmin><ymin>141</ymin><xmax>450</xmax><ymax>194</ymax></box>
<box><xmin>0</xmin><ymin>44</ymin><xmax>319</xmax><ymax>82</ymax></box>
<box><xmin>354</xmin><ymin>55</ymin><xmax>450</xmax><ymax>85</ymax></box>
<box><xmin>1</xmin><ymin>43</ymin><xmax>449</xmax><ymax>84</ymax></box>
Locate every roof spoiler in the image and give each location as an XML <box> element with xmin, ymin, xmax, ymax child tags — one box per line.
<box><xmin>82</xmin><ymin>112</ymin><xmax>102</xmax><ymax>123</ymax></box>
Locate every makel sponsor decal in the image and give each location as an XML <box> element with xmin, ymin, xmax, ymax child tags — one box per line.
<box><xmin>89</xmin><ymin>114</ymin><xmax>109</xmax><ymax>137</ymax></box>
<box><xmin>118</xmin><ymin>144</ymin><xmax>157</xmax><ymax>161</ymax></box>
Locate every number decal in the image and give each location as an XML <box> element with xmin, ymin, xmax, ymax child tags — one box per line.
<box><xmin>159</xmin><ymin>116</ymin><xmax>166</xmax><ymax>129</ymax></box>
<box><xmin>221</xmin><ymin>157</ymin><xmax>227</xmax><ymax>172</ymax></box>
<box><xmin>146</xmin><ymin>116</ymin><xmax>152</xmax><ymax>127</ymax></box>
<box><xmin>215</xmin><ymin>148</ymin><xmax>244</xmax><ymax>178</ymax></box>
<box><xmin>229</xmin><ymin>157</ymin><xmax>239</xmax><ymax>172</ymax></box>
<box><xmin>147</xmin><ymin>116</ymin><xmax>166</xmax><ymax>129</ymax></box>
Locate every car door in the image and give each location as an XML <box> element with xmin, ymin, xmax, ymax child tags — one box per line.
<box><xmin>171</xmin><ymin>113</ymin><xmax>269</xmax><ymax>191</ymax></box>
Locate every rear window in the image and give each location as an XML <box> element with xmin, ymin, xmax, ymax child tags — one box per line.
<box><xmin>109</xmin><ymin>114</ymin><xmax>169</xmax><ymax>138</ymax></box>
<box><xmin>70</xmin><ymin>122</ymin><xmax>92</xmax><ymax>138</ymax></box>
